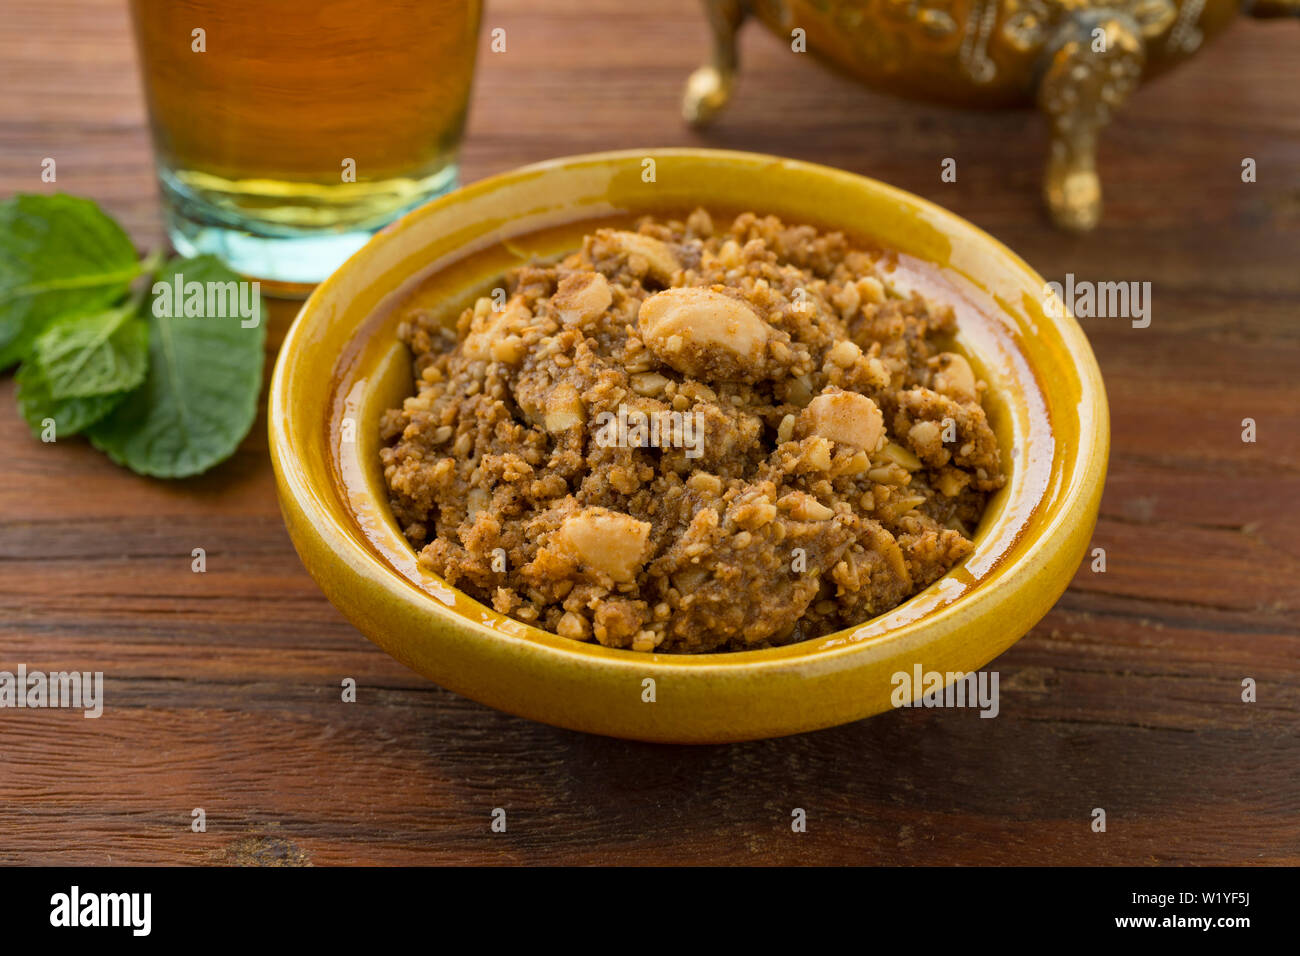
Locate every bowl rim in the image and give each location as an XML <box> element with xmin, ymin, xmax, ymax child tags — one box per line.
<box><xmin>269</xmin><ymin>147</ymin><xmax>1108</xmax><ymax>684</ymax></box>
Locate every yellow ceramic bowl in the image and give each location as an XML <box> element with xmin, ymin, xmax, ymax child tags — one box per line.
<box><xmin>269</xmin><ymin>149</ymin><xmax>1108</xmax><ymax>743</ymax></box>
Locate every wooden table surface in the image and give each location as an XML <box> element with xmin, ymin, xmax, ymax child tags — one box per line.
<box><xmin>1</xmin><ymin>0</ymin><xmax>1297</xmax><ymax>866</ymax></box>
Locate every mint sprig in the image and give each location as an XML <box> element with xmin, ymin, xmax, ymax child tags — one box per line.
<box><xmin>87</xmin><ymin>256</ymin><xmax>267</xmax><ymax>478</ymax></box>
<box><xmin>0</xmin><ymin>195</ymin><xmax>145</xmax><ymax>369</ymax></box>
<box><xmin>15</xmin><ymin>361</ymin><xmax>128</xmax><ymax>437</ymax></box>
<box><xmin>2</xmin><ymin>194</ymin><xmax>267</xmax><ymax>478</ymax></box>
<box><xmin>32</xmin><ymin>294</ymin><xmax>151</xmax><ymax>400</ymax></box>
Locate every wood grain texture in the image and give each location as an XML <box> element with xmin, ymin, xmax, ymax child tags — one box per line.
<box><xmin>1</xmin><ymin>0</ymin><xmax>1297</xmax><ymax>866</ymax></box>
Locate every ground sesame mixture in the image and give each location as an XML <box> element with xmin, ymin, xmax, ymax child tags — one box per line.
<box><xmin>380</xmin><ymin>210</ymin><xmax>1005</xmax><ymax>653</ymax></box>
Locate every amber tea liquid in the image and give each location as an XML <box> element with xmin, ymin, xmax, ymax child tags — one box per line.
<box><xmin>129</xmin><ymin>0</ymin><xmax>482</xmax><ymax>285</ymax></box>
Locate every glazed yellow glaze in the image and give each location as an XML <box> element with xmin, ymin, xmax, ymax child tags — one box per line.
<box><xmin>269</xmin><ymin>148</ymin><xmax>1109</xmax><ymax>742</ymax></box>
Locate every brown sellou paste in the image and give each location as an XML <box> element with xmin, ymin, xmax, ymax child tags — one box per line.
<box><xmin>380</xmin><ymin>210</ymin><xmax>1005</xmax><ymax>653</ymax></box>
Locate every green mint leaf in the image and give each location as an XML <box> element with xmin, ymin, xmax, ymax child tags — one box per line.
<box><xmin>0</xmin><ymin>194</ymin><xmax>143</xmax><ymax>369</ymax></box>
<box><xmin>86</xmin><ymin>255</ymin><xmax>267</xmax><ymax>478</ymax></box>
<box><xmin>15</xmin><ymin>361</ymin><xmax>127</xmax><ymax>438</ymax></box>
<box><xmin>32</xmin><ymin>302</ymin><xmax>149</xmax><ymax>400</ymax></box>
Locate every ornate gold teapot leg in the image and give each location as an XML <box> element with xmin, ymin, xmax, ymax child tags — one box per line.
<box><xmin>683</xmin><ymin>0</ymin><xmax>749</xmax><ymax>126</ymax></box>
<box><xmin>1037</xmin><ymin>12</ymin><xmax>1146</xmax><ymax>232</ymax></box>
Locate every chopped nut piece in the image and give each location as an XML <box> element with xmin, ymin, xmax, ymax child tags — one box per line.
<box><xmin>777</xmin><ymin>491</ymin><xmax>835</xmax><ymax>521</ymax></box>
<box><xmin>716</xmin><ymin>238</ymin><xmax>742</xmax><ymax>268</ymax></box>
<box><xmin>733</xmin><ymin>499</ymin><xmax>778</xmax><ymax>529</ymax></box>
<box><xmin>933</xmin><ymin>352</ymin><xmax>978</xmax><ymax>403</ymax></box>
<box><xmin>629</xmin><ymin>371</ymin><xmax>670</xmax><ymax>396</ymax></box>
<box><xmin>556</xmin><ymin>611</ymin><xmax>592</xmax><ymax>641</ymax></box>
<box><xmin>555</xmin><ymin>507</ymin><xmax>652</xmax><ymax>583</ymax></box>
<box><xmin>631</xmin><ymin>629</ymin><xmax>660</xmax><ymax>652</ymax></box>
<box><xmin>796</xmin><ymin>390</ymin><xmax>884</xmax><ymax>452</ymax></box>
<box><xmin>935</xmin><ymin>468</ymin><xmax>970</xmax><ymax>497</ymax></box>
<box><xmin>857</xmin><ymin>276</ymin><xmax>885</xmax><ymax>304</ymax></box>
<box><xmin>881</xmin><ymin>441</ymin><xmax>922</xmax><ymax>471</ymax></box>
<box><xmin>686</xmin><ymin>472</ymin><xmax>724</xmax><ymax>496</ymax></box>
<box><xmin>466</xmin><ymin>487</ymin><xmax>489</xmax><ymax>517</ymax></box>
<box><xmin>637</xmin><ymin>287</ymin><xmax>772</xmax><ymax>381</ymax></box>
<box><xmin>907</xmin><ymin>419</ymin><xmax>949</xmax><ymax>464</ymax></box>
<box><xmin>552</xmin><ymin>271</ymin><xmax>612</xmax><ymax>325</ymax></box>
<box><xmin>839</xmin><ymin>450</ymin><xmax>872</xmax><ymax>475</ymax></box>
<box><xmin>827</xmin><ymin>339</ymin><xmax>862</xmax><ymax>368</ymax></box>
<box><xmin>605</xmin><ymin>231</ymin><xmax>680</xmax><ymax>283</ymax></box>
<box><xmin>462</xmin><ymin>297</ymin><xmax>530</xmax><ymax>363</ymax></box>
<box><xmin>805</xmin><ymin>437</ymin><xmax>834</xmax><ymax>471</ymax></box>
<box><xmin>544</xmin><ymin>384</ymin><xmax>585</xmax><ymax>432</ymax></box>
<box><xmin>491</xmin><ymin>335</ymin><xmax>525</xmax><ymax>364</ymax></box>
<box><xmin>776</xmin><ymin>413</ymin><xmax>796</xmax><ymax>444</ymax></box>
<box><xmin>786</xmin><ymin>375</ymin><xmax>814</xmax><ymax>407</ymax></box>
<box><xmin>866</xmin><ymin>465</ymin><xmax>899</xmax><ymax>484</ymax></box>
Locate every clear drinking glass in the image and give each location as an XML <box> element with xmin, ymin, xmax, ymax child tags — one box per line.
<box><xmin>129</xmin><ymin>0</ymin><xmax>482</xmax><ymax>288</ymax></box>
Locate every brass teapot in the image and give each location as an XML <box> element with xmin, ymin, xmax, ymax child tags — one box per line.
<box><xmin>684</xmin><ymin>0</ymin><xmax>1298</xmax><ymax>230</ymax></box>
